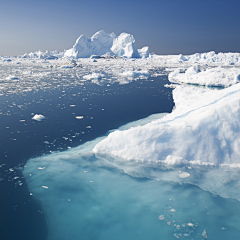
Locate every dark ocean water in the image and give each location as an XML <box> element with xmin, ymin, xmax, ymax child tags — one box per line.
<box><xmin>0</xmin><ymin>75</ymin><xmax>174</xmax><ymax>240</ymax></box>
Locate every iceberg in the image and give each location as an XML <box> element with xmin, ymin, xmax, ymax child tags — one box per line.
<box><xmin>64</xmin><ymin>30</ymin><xmax>115</xmax><ymax>58</ymax></box>
<box><xmin>138</xmin><ymin>46</ymin><xmax>149</xmax><ymax>58</ymax></box>
<box><xmin>111</xmin><ymin>33</ymin><xmax>140</xmax><ymax>58</ymax></box>
<box><xmin>64</xmin><ymin>30</ymin><xmax>148</xmax><ymax>58</ymax></box>
<box><xmin>93</xmin><ymin>83</ymin><xmax>240</xmax><ymax>167</ymax></box>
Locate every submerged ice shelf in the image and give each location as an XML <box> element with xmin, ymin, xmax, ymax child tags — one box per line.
<box><xmin>23</xmin><ymin>127</ymin><xmax>240</xmax><ymax>240</ymax></box>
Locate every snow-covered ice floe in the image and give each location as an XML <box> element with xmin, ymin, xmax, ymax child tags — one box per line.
<box><xmin>93</xmin><ymin>83</ymin><xmax>240</xmax><ymax>166</ymax></box>
<box><xmin>169</xmin><ymin>66</ymin><xmax>240</xmax><ymax>87</ymax></box>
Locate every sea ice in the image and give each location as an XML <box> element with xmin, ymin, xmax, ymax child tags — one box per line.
<box><xmin>83</xmin><ymin>73</ymin><xmax>105</xmax><ymax>80</ymax></box>
<box><xmin>169</xmin><ymin>66</ymin><xmax>240</xmax><ymax>87</ymax></box>
<box><xmin>93</xmin><ymin>82</ymin><xmax>240</xmax><ymax>166</ymax></box>
<box><xmin>32</xmin><ymin>114</ymin><xmax>45</xmax><ymax>121</ymax></box>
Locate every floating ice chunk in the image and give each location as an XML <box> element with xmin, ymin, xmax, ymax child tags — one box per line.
<box><xmin>187</xmin><ymin>223</ymin><xmax>194</xmax><ymax>227</ymax></box>
<box><xmin>138</xmin><ymin>46</ymin><xmax>149</xmax><ymax>58</ymax></box>
<box><xmin>159</xmin><ymin>215</ymin><xmax>165</xmax><ymax>220</ymax></box>
<box><xmin>93</xmin><ymin>83</ymin><xmax>240</xmax><ymax>166</ymax></box>
<box><xmin>169</xmin><ymin>66</ymin><xmax>240</xmax><ymax>87</ymax></box>
<box><xmin>111</xmin><ymin>33</ymin><xmax>140</xmax><ymax>58</ymax></box>
<box><xmin>118</xmin><ymin>70</ymin><xmax>150</xmax><ymax>77</ymax></box>
<box><xmin>179</xmin><ymin>172</ymin><xmax>190</xmax><ymax>178</ymax></box>
<box><xmin>167</xmin><ymin>221</ymin><xmax>171</xmax><ymax>226</ymax></box>
<box><xmin>170</xmin><ymin>208</ymin><xmax>176</xmax><ymax>212</ymax></box>
<box><xmin>6</xmin><ymin>75</ymin><xmax>19</xmax><ymax>80</ymax></box>
<box><xmin>32</xmin><ymin>114</ymin><xmax>45</xmax><ymax>121</ymax></box>
<box><xmin>42</xmin><ymin>186</ymin><xmax>48</xmax><ymax>189</ymax></box>
<box><xmin>60</xmin><ymin>65</ymin><xmax>73</xmax><ymax>68</ymax></box>
<box><xmin>202</xmin><ymin>230</ymin><xmax>207</xmax><ymax>239</ymax></box>
<box><xmin>75</xmin><ymin>116</ymin><xmax>84</xmax><ymax>119</ymax></box>
<box><xmin>83</xmin><ymin>73</ymin><xmax>105</xmax><ymax>80</ymax></box>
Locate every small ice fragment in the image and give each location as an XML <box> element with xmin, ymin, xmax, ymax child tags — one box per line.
<box><xmin>19</xmin><ymin>120</ymin><xmax>25</xmax><ymax>122</ymax></box>
<box><xmin>179</xmin><ymin>172</ymin><xmax>190</xmax><ymax>178</ymax></box>
<box><xmin>167</xmin><ymin>221</ymin><xmax>171</xmax><ymax>226</ymax></box>
<box><xmin>9</xmin><ymin>168</ymin><xmax>14</xmax><ymax>172</ymax></box>
<box><xmin>19</xmin><ymin>183</ymin><xmax>23</xmax><ymax>186</ymax></box>
<box><xmin>42</xmin><ymin>186</ymin><xmax>48</xmax><ymax>189</ymax></box>
<box><xmin>84</xmin><ymin>171</ymin><xmax>88</xmax><ymax>173</ymax></box>
<box><xmin>75</xmin><ymin>116</ymin><xmax>84</xmax><ymax>119</ymax></box>
<box><xmin>70</xmin><ymin>105</ymin><xmax>76</xmax><ymax>107</ymax></box>
<box><xmin>170</xmin><ymin>208</ymin><xmax>176</xmax><ymax>212</ymax></box>
<box><xmin>187</xmin><ymin>223</ymin><xmax>194</xmax><ymax>227</ymax></box>
<box><xmin>221</xmin><ymin>227</ymin><xmax>226</xmax><ymax>230</ymax></box>
<box><xmin>44</xmin><ymin>141</ymin><xmax>50</xmax><ymax>144</ymax></box>
<box><xmin>13</xmin><ymin>177</ymin><xmax>19</xmax><ymax>180</ymax></box>
<box><xmin>32</xmin><ymin>114</ymin><xmax>45</xmax><ymax>121</ymax></box>
<box><xmin>159</xmin><ymin>215</ymin><xmax>165</xmax><ymax>220</ymax></box>
<box><xmin>202</xmin><ymin>230</ymin><xmax>207</xmax><ymax>239</ymax></box>
<box><xmin>86</xmin><ymin>126</ymin><xmax>91</xmax><ymax>128</ymax></box>
<box><xmin>30</xmin><ymin>193</ymin><xmax>33</xmax><ymax>195</ymax></box>
<box><xmin>67</xmin><ymin>199</ymin><xmax>71</xmax><ymax>201</ymax></box>
<box><xmin>38</xmin><ymin>167</ymin><xmax>45</xmax><ymax>170</ymax></box>
<box><xmin>89</xmin><ymin>181</ymin><xmax>93</xmax><ymax>182</ymax></box>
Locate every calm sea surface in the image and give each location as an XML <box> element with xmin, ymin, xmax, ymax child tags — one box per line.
<box><xmin>0</xmin><ymin>73</ymin><xmax>174</xmax><ymax>240</ymax></box>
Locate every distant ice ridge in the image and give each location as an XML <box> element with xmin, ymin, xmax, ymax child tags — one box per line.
<box><xmin>64</xmin><ymin>30</ymin><xmax>149</xmax><ymax>58</ymax></box>
<box><xmin>21</xmin><ymin>50</ymin><xmax>63</xmax><ymax>59</ymax></box>
<box><xmin>93</xmin><ymin>82</ymin><xmax>240</xmax><ymax>167</ymax></box>
<box><xmin>169</xmin><ymin>66</ymin><xmax>240</xmax><ymax>87</ymax></box>
<box><xmin>178</xmin><ymin>51</ymin><xmax>240</xmax><ymax>65</ymax></box>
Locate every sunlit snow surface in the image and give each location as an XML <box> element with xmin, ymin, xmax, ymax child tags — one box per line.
<box><xmin>2</xmin><ymin>53</ymin><xmax>240</xmax><ymax>239</ymax></box>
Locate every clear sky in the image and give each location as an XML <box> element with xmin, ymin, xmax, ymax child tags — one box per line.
<box><xmin>1</xmin><ymin>0</ymin><xmax>240</xmax><ymax>56</ymax></box>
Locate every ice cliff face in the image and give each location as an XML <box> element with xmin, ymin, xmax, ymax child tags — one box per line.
<box><xmin>64</xmin><ymin>30</ymin><xmax>149</xmax><ymax>58</ymax></box>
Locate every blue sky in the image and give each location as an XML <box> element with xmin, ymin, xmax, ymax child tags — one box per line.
<box><xmin>1</xmin><ymin>0</ymin><xmax>240</xmax><ymax>56</ymax></box>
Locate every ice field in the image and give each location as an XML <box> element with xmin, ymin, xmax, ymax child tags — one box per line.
<box><xmin>2</xmin><ymin>30</ymin><xmax>240</xmax><ymax>239</ymax></box>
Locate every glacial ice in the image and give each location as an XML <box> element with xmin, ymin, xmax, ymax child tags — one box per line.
<box><xmin>111</xmin><ymin>32</ymin><xmax>140</xmax><ymax>58</ymax></box>
<box><xmin>64</xmin><ymin>30</ymin><xmax>115</xmax><ymax>58</ymax></box>
<box><xmin>93</xmin><ymin>82</ymin><xmax>240</xmax><ymax>166</ymax></box>
<box><xmin>169</xmin><ymin>66</ymin><xmax>240</xmax><ymax>87</ymax></box>
<box><xmin>64</xmin><ymin>30</ymin><xmax>148</xmax><ymax>58</ymax></box>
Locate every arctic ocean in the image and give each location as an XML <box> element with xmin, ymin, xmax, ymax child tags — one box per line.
<box><xmin>1</xmin><ymin>30</ymin><xmax>240</xmax><ymax>240</ymax></box>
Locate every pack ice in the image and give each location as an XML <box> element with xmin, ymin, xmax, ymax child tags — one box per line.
<box><xmin>64</xmin><ymin>30</ymin><xmax>149</xmax><ymax>58</ymax></box>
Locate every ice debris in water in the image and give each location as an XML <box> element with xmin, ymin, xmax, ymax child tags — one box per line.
<box><xmin>83</xmin><ymin>73</ymin><xmax>105</xmax><ymax>80</ymax></box>
<box><xmin>32</xmin><ymin>114</ymin><xmax>45</xmax><ymax>121</ymax></box>
<box><xmin>179</xmin><ymin>172</ymin><xmax>190</xmax><ymax>178</ymax></box>
<box><xmin>159</xmin><ymin>215</ymin><xmax>165</xmax><ymax>220</ymax></box>
<box><xmin>202</xmin><ymin>230</ymin><xmax>207</xmax><ymax>239</ymax></box>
